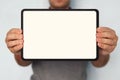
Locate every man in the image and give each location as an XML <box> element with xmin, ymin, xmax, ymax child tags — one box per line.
<box><xmin>5</xmin><ymin>0</ymin><xmax>118</xmax><ymax>80</ymax></box>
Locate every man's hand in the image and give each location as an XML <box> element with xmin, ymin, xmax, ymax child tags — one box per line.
<box><xmin>5</xmin><ymin>28</ymin><xmax>23</xmax><ymax>54</ymax></box>
<box><xmin>5</xmin><ymin>28</ymin><xmax>31</xmax><ymax>66</ymax></box>
<box><xmin>97</xmin><ymin>27</ymin><xmax>118</xmax><ymax>55</ymax></box>
<box><xmin>92</xmin><ymin>27</ymin><xmax>118</xmax><ymax>67</ymax></box>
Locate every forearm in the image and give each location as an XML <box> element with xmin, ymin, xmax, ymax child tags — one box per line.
<box><xmin>14</xmin><ymin>52</ymin><xmax>32</xmax><ymax>66</ymax></box>
<box><xmin>92</xmin><ymin>51</ymin><xmax>110</xmax><ymax>67</ymax></box>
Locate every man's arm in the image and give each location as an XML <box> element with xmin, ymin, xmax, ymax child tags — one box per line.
<box><xmin>14</xmin><ymin>52</ymin><xmax>32</xmax><ymax>66</ymax></box>
<box><xmin>92</xmin><ymin>49</ymin><xmax>110</xmax><ymax>67</ymax></box>
<box><xmin>92</xmin><ymin>27</ymin><xmax>118</xmax><ymax>67</ymax></box>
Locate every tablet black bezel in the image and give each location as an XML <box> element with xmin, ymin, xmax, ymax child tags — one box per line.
<box><xmin>21</xmin><ymin>9</ymin><xmax>99</xmax><ymax>61</ymax></box>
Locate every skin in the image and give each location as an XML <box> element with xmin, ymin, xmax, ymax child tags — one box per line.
<box><xmin>5</xmin><ymin>0</ymin><xmax>118</xmax><ymax>67</ymax></box>
<box><xmin>49</xmin><ymin>0</ymin><xmax>70</xmax><ymax>9</ymax></box>
<box><xmin>92</xmin><ymin>27</ymin><xmax>118</xmax><ymax>67</ymax></box>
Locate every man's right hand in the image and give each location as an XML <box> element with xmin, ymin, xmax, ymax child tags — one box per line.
<box><xmin>5</xmin><ymin>28</ymin><xmax>32</xmax><ymax>66</ymax></box>
<box><xmin>5</xmin><ymin>28</ymin><xmax>23</xmax><ymax>54</ymax></box>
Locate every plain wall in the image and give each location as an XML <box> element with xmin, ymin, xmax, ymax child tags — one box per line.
<box><xmin>0</xmin><ymin>0</ymin><xmax>120</xmax><ymax>80</ymax></box>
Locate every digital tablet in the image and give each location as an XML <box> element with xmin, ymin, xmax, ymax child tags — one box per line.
<box><xmin>21</xmin><ymin>9</ymin><xmax>99</xmax><ymax>60</ymax></box>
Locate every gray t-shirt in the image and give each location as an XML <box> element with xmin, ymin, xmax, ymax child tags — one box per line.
<box><xmin>31</xmin><ymin>60</ymin><xmax>88</xmax><ymax>80</ymax></box>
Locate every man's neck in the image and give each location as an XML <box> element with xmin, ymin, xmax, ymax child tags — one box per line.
<box><xmin>50</xmin><ymin>6</ymin><xmax>70</xmax><ymax>9</ymax></box>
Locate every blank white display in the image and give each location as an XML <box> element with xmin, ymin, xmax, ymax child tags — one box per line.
<box><xmin>22</xmin><ymin>10</ymin><xmax>98</xmax><ymax>59</ymax></box>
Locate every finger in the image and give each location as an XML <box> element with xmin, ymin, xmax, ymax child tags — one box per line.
<box><xmin>98</xmin><ymin>43</ymin><xmax>115</xmax><ymax>52</ymax></box>
<box><xmin>6</xmin><ymin>33</ymin><xmax>23</xmax><ymax>42</ymax></box>
<box><xmin>7</xmin><ymin>28</ymin><xmax>22</xmax><ymax>34</ymax></box>
<box><xmin>97</xmin><ymin>27</ymin><xmax>115</xmax><ymax>33</ymax></box>
<box><xmin>9</xmin><ymin>44</ymin><xmax>23</xmax><ymax>54</ymax></box>
<box><xmin>7</xmin><ymin>40</ymin><xmax>23</xmax><ymax>48</ymax></box>
<box><xmin>96</xmin><ymin>31</ymin><xmax>115</xmax><ymax>39</ymax></box>
<box><xmin>97</xmin><ymin>38</ymin><xmax>115</xmax><ymax>46</ymax></box>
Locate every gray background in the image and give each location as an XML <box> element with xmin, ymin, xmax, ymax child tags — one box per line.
<box><xmin>0</xmin><ymin>0</ymin><xmax>120</xmax><ymax>80</ymax></box>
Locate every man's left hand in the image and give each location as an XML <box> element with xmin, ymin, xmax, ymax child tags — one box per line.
<box><xmin>97</xmin><ymin>27</ymin><xmax>118</xmax><ymax>55</ymax></box>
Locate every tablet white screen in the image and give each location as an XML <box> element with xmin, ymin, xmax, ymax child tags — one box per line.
<box><xmin>22</xmin><ymin>10</ymin><xmax>98</xmax><ymax>59</ymax></box>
